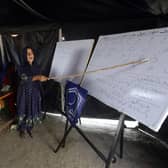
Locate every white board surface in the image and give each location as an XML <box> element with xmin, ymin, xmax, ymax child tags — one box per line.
<box><xmin>82</xmin><ymin>27</ymin><xmax>168</xmax><ymax>132</ymax></box>
<box><xmin>49</xmin><ymin>39</ymin><xmax>94</xmax><ymax>84</ymax></box>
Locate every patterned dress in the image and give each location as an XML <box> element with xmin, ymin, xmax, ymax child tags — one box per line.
<box><xmin>16</xmin><ymin>63</ymin><xmax>42</xmax><ymax>133</ymax></box>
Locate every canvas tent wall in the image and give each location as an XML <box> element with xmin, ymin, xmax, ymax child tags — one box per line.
<box><xmin>1</xmin><ymin>0</ymin><xmax>168</xmax><ymax>144</ymax></box>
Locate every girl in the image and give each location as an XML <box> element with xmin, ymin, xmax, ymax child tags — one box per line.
<box><xmin>16</xmin><ymin>47</ymin><xmax>48</xmax><ymax>137</ymax></box>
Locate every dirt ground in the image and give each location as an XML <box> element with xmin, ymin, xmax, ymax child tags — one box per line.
<box><xmin>0</xmin><ymin>115</ymin><xmax>167</xmax><ymax>168</ymax></box>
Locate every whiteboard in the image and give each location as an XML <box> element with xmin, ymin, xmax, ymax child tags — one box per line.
<box><xmin>82</xmin><ymin>27</ymin><xmax>168</xmax><ymax>132</ymax></box>
<box><xmin>49</xmin><ymin>39</ymin><xmax>94</xmax><ymax>84</ymax></box>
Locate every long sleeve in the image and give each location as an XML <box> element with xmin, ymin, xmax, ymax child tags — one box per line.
<box><xmin>16</xmin><ymin>65</ymin><xmax>36</xmax><ymax>84</ymax></box>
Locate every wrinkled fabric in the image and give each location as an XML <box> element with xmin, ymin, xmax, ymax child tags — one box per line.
<box><xmin>65</xmin><ymin>81</ymin><xmax>88</xmax><ymax>126</ymax></box>
<box><xmin>16</xmin><ymin>63</ymin><xmax>42</xmax><ymax>132</ymax></box>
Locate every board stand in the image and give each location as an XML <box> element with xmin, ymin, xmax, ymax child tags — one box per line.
<box><xmin>54</xmin><ymin>112</ymin><xmax>125</xmax><ymax>168</ymax></box>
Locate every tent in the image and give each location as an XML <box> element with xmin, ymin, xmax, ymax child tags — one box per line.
<box><xmin>0</xmin><ymin>1</ymin><xmax>168</xmax><ymax>34</ymax></box>
<box><xmin>1</xmin><ymin>0</ymin><xmax>168</xmax><ymax>143</ymax></box>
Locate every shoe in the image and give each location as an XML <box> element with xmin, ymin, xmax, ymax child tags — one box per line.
<box><xmin>19</xmin><ymin>130</ymin><xmax>25</xmax><ymax>138</ymax></box>
<box><xmin>27</xmin><ymin>129</ymin><xmax>33</xmax><ymax>138</ymax></box>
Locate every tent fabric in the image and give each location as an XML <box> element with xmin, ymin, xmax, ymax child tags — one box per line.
<box><xmin>2</xmin><ymin>29</ymin><xmax>58</xmax><ymax>75</ymax></box>
<box><xmin>62</xmin><ymin>19</ymin><xmax>157</xmax><ymax>41</ymax></box>
<box><xmin>0</xmin><ymin>23</ymin><xmax>60</xmax><ymax>34</ymax></box>
<box><xmin>5</xmin><ymin>1</ymin><xmax>168</xmax><ymax>22</ymax></box>
<box><xmin>0</xmin><ymin>1</ymin><xmax>168</xmax><ymax>29</ymax></box>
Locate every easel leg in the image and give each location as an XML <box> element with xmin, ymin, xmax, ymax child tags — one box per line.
<box><xmin>79</xmin><ymin>118</ymin><xmax>82</xmax><ymax>125</ymax></box>
<box><xmin>54</xmin><ymin>126</ymin><xmax>72</xmax><ymax>153</ymax></box>
<box><xmin>105</xmin><ymin>113</ymin><xmax>125</xmax><ymax>168</ymax></box>
<box><xmin>75</xmin><ymin>126</ymin><xmax>107</xmax><ymax>162</ymax></box>
<box><xmin>62</xmin><ymin>119</ymin><xmax>69</xmax><ymax>147</ymax></box>
<box><xmin>119</xmin><ymin>122</ymin><xmax>124</xmax><ymax>158</ymax></box>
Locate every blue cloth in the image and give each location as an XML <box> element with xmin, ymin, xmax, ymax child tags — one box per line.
<box><xmin>16</xmin><ymin>63</ymin><xmax>42</xmax><ymax>132</ymax></box>
<box><xmin>65</xmin><ymin>81</ymin><xmax>88</xmax><ymax>126</ymax></box>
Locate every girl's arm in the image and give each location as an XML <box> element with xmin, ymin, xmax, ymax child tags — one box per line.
<box><xmin>32</xmin><ymin>75</ymin><xmax>48</xmax><ymax>82</ymax></box>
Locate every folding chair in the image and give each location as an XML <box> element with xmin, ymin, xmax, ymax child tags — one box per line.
<box><xmin>54</xmin><ymin>80</ymin><xmax>125</xmax><ymax>168</ymax></box>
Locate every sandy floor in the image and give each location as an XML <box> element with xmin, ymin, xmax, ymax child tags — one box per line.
<box><xmin>0</xmin><ymin>115</ymin><xmax>167</xmax><ymax>168</ymax></box>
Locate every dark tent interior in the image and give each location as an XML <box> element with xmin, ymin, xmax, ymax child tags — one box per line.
<box><xmin>0</xmin><ymin>0</ymin><xmax>168</xmax><ymax>167</ymax></box>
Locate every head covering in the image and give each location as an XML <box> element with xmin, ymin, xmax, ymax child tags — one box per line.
<box><xmin>17</xmin><ymin>46</ymin><xmax>40</xmax><ymax>77</ymax></box>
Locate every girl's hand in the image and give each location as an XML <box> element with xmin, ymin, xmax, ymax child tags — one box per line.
<box><xmin>40</xmin><ymin>75</ymin><xmax>48</xmax><ymax>82</ymax></box>
<box><xmin>32</xmin><ymin>75</ymin><xmax>41</xmax><ymax>81</ymax></box>
<box><xmin>32</xmin><ymin>75</ymin><xmax>48</xmax><ymax>81</ymax></box>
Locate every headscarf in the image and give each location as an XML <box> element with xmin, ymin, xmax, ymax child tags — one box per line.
<box><xmin>17</xmin><ymin>46</ymin><xmax>40</xmax><ymax>78</ymax></box>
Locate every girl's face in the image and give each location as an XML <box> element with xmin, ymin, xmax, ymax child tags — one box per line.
<box><xmin>26</xmin><ymin>48</ymin><xmax>34</xmax><ymax>65</ymax></box>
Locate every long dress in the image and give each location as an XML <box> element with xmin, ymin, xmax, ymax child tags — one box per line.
<box><xmin>16</xmin><ymin>63</ymin><xmax>42</xmax><ymax>133</ymax></box>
